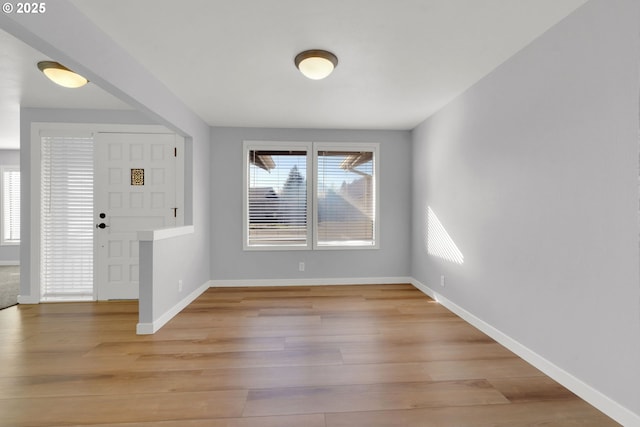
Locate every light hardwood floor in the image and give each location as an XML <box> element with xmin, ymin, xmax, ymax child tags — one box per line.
<box><xmin>0</xmin><ymin>284</ymin><xmax>618</xmax><ymax>426</ymax></box>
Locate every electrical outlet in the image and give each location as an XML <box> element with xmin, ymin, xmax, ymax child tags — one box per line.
<box><xmin>178</xmin><ymin>279</ymin><xmax>183</xmax><ymax>292</ymax></box>
<box><xmin>440</xmin><ymin>275</ymin><xmax>446</xmax><ymax>287</ymax></box>
<box><xmin>299</xmin><ymin>262</ymin><xmax>305</xmax><ymax>272</ymax></box>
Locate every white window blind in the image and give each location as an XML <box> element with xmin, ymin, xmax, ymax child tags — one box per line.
<box><xmin>1</xmin><ymin>167</ymin><xmax>20</xmax><ymax>244</ymax></box>
<box><xmin>41</xmin><ymin>135</ymin><xmax>94</xmax><ymax>302</ymax></box>
<box><xmin>246</xmin><ymin>148</ymin><xmax>309</xmax><ymax>248</ymax></box>
<box><xmin>315</xmin><ymin>148</ymin><xmax>376</xmax><ymax>247</ymax></box>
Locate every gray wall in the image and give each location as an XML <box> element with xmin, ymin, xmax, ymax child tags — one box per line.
<box><xmin>0</xmin><ymin>149</ymin><xmax>20</xmax><ymax>263</ymax></box>
<box><xmin>411</xmin><ymin>0</ymin><xmax>640</xmax><ymax>416</ymax></box>
<box><xmin>211</xmin><ymin>127</ymin><xmax>412</xmax><ymax>281</ymax></box>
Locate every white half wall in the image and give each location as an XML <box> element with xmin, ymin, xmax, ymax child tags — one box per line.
<box><xmin>137</xmin><ymin>226</ymin><xmax>210</xmax><ymax>334</ymax></box>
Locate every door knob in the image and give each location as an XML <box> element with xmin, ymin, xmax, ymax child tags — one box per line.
<box><xmin>96</xmin><ymin>223</ymin><xmax>109</xmax><ymax>229</ymax></box>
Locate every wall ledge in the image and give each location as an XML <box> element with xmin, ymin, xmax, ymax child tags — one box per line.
<box><xmin>409</xmin><ymin>278</ymin><xmax>640</xmax><ymax>427</ymax></box>
<box><xmin>137</xmin><ymin>225</ymin><xmax>194</xmax><ymax>241</ymax></box>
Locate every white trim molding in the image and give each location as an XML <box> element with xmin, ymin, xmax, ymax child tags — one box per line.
<box><xmin>409</xmin><ymin>278</ymin><xmax>640</xmax><ymax>427</ymax></box>
<box><xmin>136</xmin><ymin>280</ymin><xmax>210</xmax><ymax>335</ymax></box>
<box><xmin>210</xmin><ymin>276</ymin><xmax>413</xmax><ymax>288</ymax></box>
<box><xmin>17</xmin><ymin>294</ymin><xmax>39</xmax><ymax>304</ymax></box>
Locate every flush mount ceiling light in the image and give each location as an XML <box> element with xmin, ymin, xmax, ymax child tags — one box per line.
<box><xmin>294</xmin><ymin>49</ymin><xmax>338</xmax><ymax>80</ymax></box>
<box><xmin>37</xmin><ymin>61</ymin><xmax>89</xmax><ymax>88</ymax></box>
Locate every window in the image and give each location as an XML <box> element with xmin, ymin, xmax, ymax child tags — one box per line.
<box><xmin>40</xmin><ymin>135</ymin><xmax>94</xmax><ymax>301</ymax></box>
<box><xmin>244</xmin><ymin>141</ymin><xmax>378</xmax><ymax>250</ymax></box>
<box><xmin>245</xmin><ymin>142</ymin><xmax>312</xmax><ymax>248</ymax></box>
<box><xmin>315</xmin><ymin>145</ymin><xmax>376</xmax><ymax>247</ymax></box>
<box><xmin>1</xmin><ymin>166</ymin><xmax>20</xmax><ymax>245</ymax></box>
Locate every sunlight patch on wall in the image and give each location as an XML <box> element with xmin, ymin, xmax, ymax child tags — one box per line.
<box><xmin>427</xmin><ymin>206</ymin><xmax>464</xmax><ymax>264</ymax></box>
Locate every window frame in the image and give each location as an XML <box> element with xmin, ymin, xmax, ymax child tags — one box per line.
<box><xmin>243</xmin><ymin>140</ymin><xmax>313</xmax><ymax>251</ymax></box>
<box><xmin>243</xmin><ymin>140</ymin><xmax>379</xmax><ymax>251</ymax></box>
<box><xmin>1</xmin><ymin>165</ymin><xmax>20</xmax><ymax>245</ymax></box>
<box><xmin>313</xmin><ymin>142</ymin><xmax>379</xmax><ymax>250</ymax></box>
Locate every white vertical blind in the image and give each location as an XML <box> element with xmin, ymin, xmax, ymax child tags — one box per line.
<box><xmin>2</xmin><ymin>167</ymin><xmax>20</xmax><ymax>244</ymax></box>
<box><xmin>247</xmin><ymin>149</ymin><xmax>308</xmax><ymax>247</ymax></box>
<box><xmin>41</xmin><ymin>136</ymin><xmax>95</xmax><ymax>301</ymax></box>
<box><xmin>316</xmin><ymin>149</ymin><xmax>376</xmax><ymax>247</ymax></box>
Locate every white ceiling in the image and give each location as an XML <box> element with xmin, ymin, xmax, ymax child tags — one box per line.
<box><xmin>0</xmin><ymin>29</ymin><xmax>131</xmax><ymax>149</ymax></box>
<box><xmin>1</xmin><ymin>0</ymin><xmax>587</xmax><ymax>149</ymax></box>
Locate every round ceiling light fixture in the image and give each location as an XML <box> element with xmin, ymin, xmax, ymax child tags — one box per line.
<box><xmin>294</xmin><ymin>49</ymin><xmax>338</xmax><ymax>80</ymax></box>
<box><xmin>37</xmin><ymin>61</ymin><xmax>89</xmax><ymax>88</ymax></box>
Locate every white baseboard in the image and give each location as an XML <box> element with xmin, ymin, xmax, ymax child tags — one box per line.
<box><xmin>17</xmin><ymin>295</ymin><xmax>39</xmax><ymax>304</ymax></box>
<box><xmin>210</xmin><ymin>276</ymin><xmax>413</xmax><ymax>288</ymax></box>
<box><xmin>0</xmin><ymin>261</ymin><xmax>19</xmax><ymax>266</ymax></box>
<box><xmin>136</xmin><ymin>280</ymin><xmax>211</xmax><ymax>335</ymax></box>
<box><xmin>409</xmin><ymin>278</ymin><xmax>640</xmax><ymax>427</ymax></box>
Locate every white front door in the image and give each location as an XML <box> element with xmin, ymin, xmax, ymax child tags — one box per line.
<box><xmin>95</xmin><ymin>132</ymin><xmax>180</xmax><ymax>300</ymax></box>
